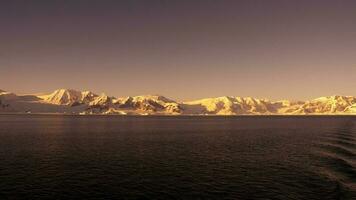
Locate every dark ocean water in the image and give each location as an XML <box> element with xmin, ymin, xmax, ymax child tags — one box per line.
<box><xmin>0</xmin><ymin>115</ymin><xmax>355</xmax><ymax>200</ymax></box>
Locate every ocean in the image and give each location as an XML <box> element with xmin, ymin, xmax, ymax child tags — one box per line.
<box><xmin>0</xmin><ymin>115</ymin><xmax>355</xmax><ymax>199</ymax></box>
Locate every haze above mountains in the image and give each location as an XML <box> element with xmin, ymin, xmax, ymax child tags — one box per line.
<box><xmin>0</xmin><ymin>89</ymin><xmax>356</xmax><ymax>115</ymax></box>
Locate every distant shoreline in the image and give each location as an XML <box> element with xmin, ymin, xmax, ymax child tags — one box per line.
<box><xmin>0</xmin><ymin>113</ymin><xmax>355</xmax><ymax>117</ymax></box>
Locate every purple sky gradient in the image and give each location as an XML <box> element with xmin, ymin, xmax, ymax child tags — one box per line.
<box><xmin>1</xmin><ymin>0</ymin><xmax>356</xmax><ymax>101</ymax></box>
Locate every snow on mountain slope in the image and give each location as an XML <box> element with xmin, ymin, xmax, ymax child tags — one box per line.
<box><xmin>344</xmin><ymin>103</ymin><xmax>356</xmax><ymax>113</ymax></box>
<box><xmin>272</xmin><ymin>100</ymin><xmax>305</xmax><ymax>114</ymax></box>
<box><xmin>183</xmin><ymin>96</ymin><xmax>279</xmax><ymax>115</ymax></box>
<box><xmin>81</xmin><ymin>95</ymin><xmax>181</xmax><ymax>115</ymax></box>
<box><xmin>81</xmin><ymin>91</ymin><xmax>98</xmax><ymax>104</ymax></box>
<box><xmin>0</xmin><ymin>91</ymin><xmax>18</xmax><ymax>101</ymax></box>
<box><xmin>89</xmin><ymin>93</ymin><xmax>114</xmax><ymax>106</ymax></box>
<box><xmin>0</xmin><ymin>88</ymin><xmax>355</xmax><ymax>115</ymax></box>
<box><xmin>82</xmin><ymin>94</ymin><xmax>117</xmax><ymax>114</ymax></box>
<box><xmin>0</xmin><ymin>91</ymin><xmax>52</xmax><ymax>113</ymax></box>
<box><xmin>39</xmin><ymin>89</ymin><xmax>84</xmax><ymax>105</ymax></box>
<box><xmin>291</xmin><ymin>96</ymin><xmax>356</xmax><ymax>114</ymax></box>
<box><xmin>39</xmin><ymin>89</ymin><xmax>114</xmax><ymax>106</ymax></box>
<box><xmin>115</xmin><ymin>95</ymin><xmax>181</xmax><ymax>114</ymax></box>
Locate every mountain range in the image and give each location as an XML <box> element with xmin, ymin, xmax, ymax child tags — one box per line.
<box><xmin>1</xmin><ymin>88</ymin><xmax>356</xmax><ymax>115</ymax></box>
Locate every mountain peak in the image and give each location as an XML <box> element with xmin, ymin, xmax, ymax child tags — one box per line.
<box><xmin>54</xmin><ymin>88</ymin><xmax>81</xmax><ymax>94</ymax></box>
<box><xmin>41</xmin><ymin>89</ymin><xmax>83</xmax><ymax>105</ymax></box>
<box><xmin>131</xmin><ymin>95</ymin><xmax>176</xmax><ymax>103</ymax></box>
<box><xmin>81</xmin><ymin>90</ymin><xmax>97</xmax><ymax>97</ymax></box>
<box><xmin>89</xmin><ymin>93</ymin><xmax>113</xmax><ymax>106</ymax></box>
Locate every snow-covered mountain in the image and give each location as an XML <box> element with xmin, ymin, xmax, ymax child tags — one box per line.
<box><xmin>0</xmin><ymin>89</ymin><xmax>355</xmax><ymax>115</ymax></box>
<box><xmin>182</xmin><ymin>96</ymin><xmax>280</xmax><ymax>115</ymax></box>
<box><xmin>39</xmin><ymin>89</ymin><xmax>100</xmax><ymax>106</ymax></box>
<box><xmin>109</xmin><ymin>95</ymin><xmax>181</xmax><ymax>115</ymax></box>
<box><xmin>289</xmin><ymin>96</ymin><xmax>356</xmax><ymax>114</ymax></box>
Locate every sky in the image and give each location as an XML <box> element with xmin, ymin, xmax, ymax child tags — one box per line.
<box><xmin>0</xmin><ymin>0</ymin><xmax>356</xmax><ymax>101</ymax></box>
